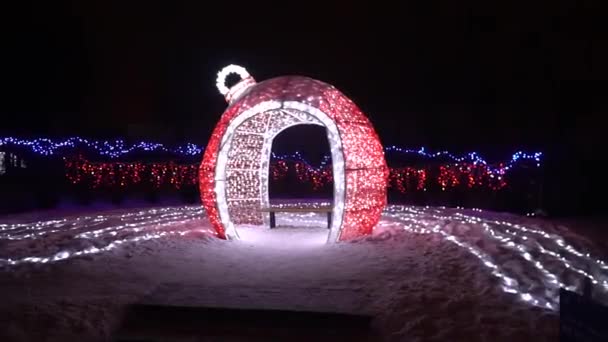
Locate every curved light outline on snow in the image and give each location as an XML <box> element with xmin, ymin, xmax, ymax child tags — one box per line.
<box><xmin>1</xmin><ymin>204</ymin><xmax>607</xmax><ymax>312</ymax></box>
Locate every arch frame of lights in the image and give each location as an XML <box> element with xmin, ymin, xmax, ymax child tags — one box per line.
<box><xmin>215</xmin><ymin>102</ymin><xmax>346</xmax><ymax>242</ymax></box>
<box><xmin>200</xmin><ymin>66</ymin><xmax>389</xmax><ymax>243</ymax></box>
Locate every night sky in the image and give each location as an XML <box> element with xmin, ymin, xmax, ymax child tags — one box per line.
<box><xmin>2</xmin><ymin>1</ymin><xmax>607</xmax><ymax>213</ymax></box>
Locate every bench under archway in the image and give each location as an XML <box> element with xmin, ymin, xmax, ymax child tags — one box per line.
<box><xmin>199</xmin><ymin>65</ymin><xmax>388</xmax><ymax>243</ymax></box>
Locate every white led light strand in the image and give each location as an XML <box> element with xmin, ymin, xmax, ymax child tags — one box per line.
<box><xmin>3</xmin><ymin>203</ymin><xmax>606</xmax><ymax>312</ymax></box>
<box><xmin>0</xmin><ymin>206</ymin><xmax>213</xmax><ymax>267</ymax></box>
<box><xmin>383</xmin><ymin>205</ymin><xmax>608</xmax><ymax>310</ymax></box>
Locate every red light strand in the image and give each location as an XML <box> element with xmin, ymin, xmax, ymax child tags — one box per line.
<box><xmin>63</xmin><ymin>157</ymin><xmax>510</xmax><ymax>192</ymax></box>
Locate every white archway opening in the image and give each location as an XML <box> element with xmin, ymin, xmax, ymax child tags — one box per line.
<box><xmin>214</xmin><ymin>101</ymin><xmax>346</xmax><ymax>243</ymax></box>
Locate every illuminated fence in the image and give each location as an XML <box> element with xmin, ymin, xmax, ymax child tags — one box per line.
<box><xmin>0</xmin><ymin>137</ymin><xmax>543</xmax><ymax>211</ymax></box>
<box><xmin>0</xmin><ymin>136</ymin><xmax>542</xmax><ymax>168</ymax></box>
<box><xmin>60</xmin><ymin>156</ymin><xmax>519</xmax><ymax>193</ymax></box>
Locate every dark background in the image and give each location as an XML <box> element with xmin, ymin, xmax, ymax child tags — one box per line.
<box><xmin>1</xmin><ymin>1</ymin><xmax>606</xmax><ymax>215</ymax></box>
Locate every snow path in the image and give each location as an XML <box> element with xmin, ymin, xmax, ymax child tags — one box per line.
<box><xmin>0</xmin><ymin>204</ymin><xmax>607</xmax><ymax>341</ymax></box>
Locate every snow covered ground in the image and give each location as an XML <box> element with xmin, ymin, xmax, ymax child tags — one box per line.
<box><xmin>1</xmin><ymin>203</ymin><xmax>607</xmax><ymax>341</ymax></box>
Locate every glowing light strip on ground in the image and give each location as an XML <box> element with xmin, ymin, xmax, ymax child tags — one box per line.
<box><xmin>0</xmin><ymin>206</ymin><xmax>213</xmax><ymax>266</ymax></box>
<box><xmin>383</xmin><ymin>205</ymin><xmax>608</xmax><ymax>309</ymax></box>
<box><xmin>1</xmin><ymin>204</ymin><xmax>606</xmax><ymax>312</ymax></box>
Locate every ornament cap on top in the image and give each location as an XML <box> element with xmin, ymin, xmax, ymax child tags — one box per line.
<box><xmin>216</xmin><ymin>64</ymin><xmax>256</xmax><ymax>104</ymax></box>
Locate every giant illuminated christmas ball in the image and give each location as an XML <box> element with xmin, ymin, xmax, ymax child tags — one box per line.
<box><xmin>200</xmin><ymin>65</ymin><xmax>389</xmax><ymax>242</ymax></box>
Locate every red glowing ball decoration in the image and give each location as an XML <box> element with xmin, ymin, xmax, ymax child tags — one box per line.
<box><xmin>200</xmin><ymin>65</ymin><xmax>389</xmax><ymax>242</ymax></box>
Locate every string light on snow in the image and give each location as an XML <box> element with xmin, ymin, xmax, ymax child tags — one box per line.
<box><xmin>382</xmin><ymin>205</ymin><xmax>608</xmax><ymax>310</ymax></box>
<box><xmin>451</xmin><ymin>212</ymin><xmax>608</xmax><ymax>290</ymax></box>
<box><xmin>2</xmin><ymin>202</ymin><xmax>607</xmax><ymax>311</ymax></box>
<box><xmin>0</xmin><ymin>206</ymin><xmax>213</xmax><ymax>267</ymax></box>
